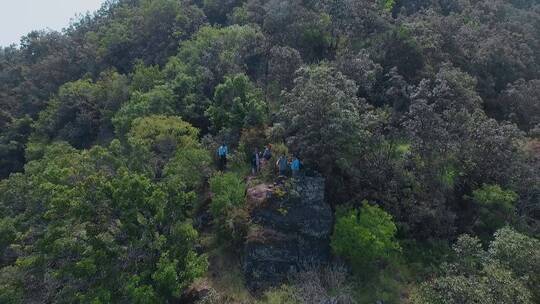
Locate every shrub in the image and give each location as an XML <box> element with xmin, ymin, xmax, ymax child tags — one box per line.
<box><xmin>331</xmin><ymin>202</ymin><xmax>400</xmax><ymax>272</ymax></box>
<box><xmin>471</xmin><ymin>184</ymin><xmax>518</xmax><ymax>239</ymax></box>
<box><xmin>238</xmin><ymin>127</ymin><xmax>268</xmax><ymax>160</ymax></box>
<box><xmin>292</xmin><ymin>264</ymin><xmax>356</xmax><ymax>304</ymax></box>
<box><xmin>206</xmin><ymin>74</ymin><xmax>267</xmax><ymax>132</ymax></box>
<box><xmin>257</xmin><ymin>285</ymin><xmax>300</xmax><ymax>304</ymax></box>
<box><xmin>209</xmin><ymin>172</ymin><xmax>247</xmax><ymax>243</ymax></box>
<box><xmin>259</xmin><ymin>142</ymin><xmax>289</xmax><ymax>182</ymax></box>
<box><xmin>411</xmin><ymin>228</ymin><xmax>539</xmax><ymax>304</ymax></box>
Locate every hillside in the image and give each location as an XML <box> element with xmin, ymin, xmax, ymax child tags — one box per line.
<box><xmin>1</xmin><ymin>0</ymin><xmax>540</xmax><ymax>303</ymax></box>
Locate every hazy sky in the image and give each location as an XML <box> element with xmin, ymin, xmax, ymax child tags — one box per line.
<box><xmin>0</xmin><ymin>0</ymin><xmax>105</xmax><ymax>47</ymax></box>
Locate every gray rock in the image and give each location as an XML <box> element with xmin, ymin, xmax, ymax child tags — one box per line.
<box><xmin>242</xmin><ymin>175</ymin><xmax>333</xmax><ymax>291</ymax></box>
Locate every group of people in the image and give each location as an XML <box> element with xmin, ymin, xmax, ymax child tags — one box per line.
<box><xmin>251</xmin><ymin>145</ymin><xmax>303</xmax><ymax>177</ymax></box>
<box><xmin>276</xmin><ymin>154</ymin><xmax>302</xmax><ymax>177</ymax></box>
<box><xmin>216</xmin><ymin>143</ymin><xmax>302</xmax><ymax>177</ymax></box>
<box><xmin>250</xmin><ymin>145</ymin><xmax>273</xmax><ymax>175</ymax></box>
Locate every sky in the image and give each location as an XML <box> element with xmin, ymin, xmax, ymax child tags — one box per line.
<box><xmin>0</xmin><ymin>0</ymin><xmax>105</xmax><ymax>47</ymax></box>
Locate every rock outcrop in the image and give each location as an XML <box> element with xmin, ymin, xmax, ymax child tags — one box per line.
<box><xmin>242</xmin><ymin>175</ymin><xmax>333</xmax><ymax>291</ymax></box>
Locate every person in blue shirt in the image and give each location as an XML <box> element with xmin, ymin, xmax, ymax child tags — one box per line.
<box><xmin>290</xmin><ymin>156</ymin><xmax>301</xmax><ymax>178</ymax></box>
<box><xmin>217</xmin><ymin>143</ymin><xmax>228</xmax><ymax>171</ymax></box>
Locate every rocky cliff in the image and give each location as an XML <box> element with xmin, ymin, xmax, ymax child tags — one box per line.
<box><xmin>242</xmin><ymin>175</ymin><xmax>333</xmax><ymax>291</ymax></box>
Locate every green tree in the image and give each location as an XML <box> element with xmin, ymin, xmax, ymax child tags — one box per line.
<box><xmin>279</xmin><ymin>64</ymin><xmax>366</xmax><ymax>176</ymax></box>
<box><xmin>488</xmin><ymin>227</ymin><xmax>540</xmax><ymax>301</ymax></box>
<box><xmin>331</xmin><ymin>202</ymin><xmax>400</xmax><ymax>271</ymax></box>
<box><xmin>89</xmin><ymin>0</ymin><xmax>205</xmax><ymax>71</ymax></box>
<box><xmin>33</xmin><ymin>78</ymin><xmax>103</xmax><ymax>148</ymax></box>
<box><xmin>130</xmin><ymin>61</ymin><xmax>165</xmax><ymax>93</ymax></box>
<box><xmin>0</xmin><ymin>140</ymin><xmax>207</xmax><ymax>303</ymax></box>
<box><xmin>175</xmin><ymin>24</ymin><xmax>266</xmax><ymax>94</ymax></box>
<box><xmin>206</xmin><ymin>73</ymin><xmax>267</xmax><ymax>133</ymax></box>
<box><xmin>113</xmin><ymin>85</ymin><xmax>177</xmax><ymax>136</ymax></box>
<box><xmin>32</xmin><ymin>71</ymin><xmax>130</xmax><ymax>148</ymax></box>
<box><xmin>412</xmin><ymin>228</ymin><xmax>539</xmax><ymax>304</ymax></box>
<box><xmin>471</xmin><ymin>184</ymin><xmax>518</xmax><ymax>239</ymax></box>
<box><xmin>209</xmin><ymin>172</ymin><xmax>247</xmax><ymax>243</ymax></box>
<box><xmin>127</xmin><ymin>115</ymin><xmax>201</xmax><ymax>179</ymax></box>
<box><xmin>0</xmin><ymin>116</ymin><xmax>32</xmax><ymax>179</ymax></box>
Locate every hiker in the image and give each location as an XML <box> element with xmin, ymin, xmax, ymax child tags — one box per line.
<box><xmin>276</xmin><ymin>155</ymin><xmax>288</xmax><ymax>176</ymax></box>
<box><xmin>217</xmin><ymin>143</ymin><xmax>228</xmax><ymax>171</ymax></box>
<box><xmin>291</xmin><ymin>156</ymin><xmax>301</xmax><ymax>178</ymax></box>
<box><xmin>262</xmin><ymin>145</ymin><xmax>272</xmax><ymax>161</ymax></box>
<box><xmin>251</xmin><ymin>148</ymin><xmax>261</xmax><ymax>175</ymax></box>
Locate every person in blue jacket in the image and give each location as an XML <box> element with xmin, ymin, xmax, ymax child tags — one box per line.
<box><xmin>290</xmin><ymin>156</ymin><xmax>301</xmax><ymax>178</ymax></box>
<box><xmin>217</xmin><ymin>143</ymin><xmax>228</xmax><ymax>171</ymax></box>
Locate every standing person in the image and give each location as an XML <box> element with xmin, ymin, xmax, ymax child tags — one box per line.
<box><xmin>217</xmin><ymin>143</ymin><xmax>228</xmax><ymax>171</ymax></box>
<box><xmin>251</xmin><ymin>148</ymin><xmax>260</xmax><ymax>175</ymax></box>
<box><xmin>259</xmin><ymin>144</ymin><xmax>272</xmax><ymax>169</ymax></box>
<box><xmin>263</xmin><ymin>145</ymin><xmax>272</xmax><ymax>161</ymax></box>
<box><xmin>291</xmin><ymin>156</ymin><xmax>301</xmax><ymax>178</ymax></box>
<box><xmin>276</xmin><ymin>155</ymin><xmax>288</xmax><ymax>176</ymax></box>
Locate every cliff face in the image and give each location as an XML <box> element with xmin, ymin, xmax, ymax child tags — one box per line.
<box><xmin>243</xmin><ymin>176</ymin><xmax>333</xmax><ymax>291</ymax></box>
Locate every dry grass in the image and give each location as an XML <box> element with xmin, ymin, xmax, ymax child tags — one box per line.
<box><xmin>289</xmin><ymin>263</ymin><xmax>356</xmax><ymax>304</ymax></box>
<box><xmin>204</xmin><ymin>245</ymin><xmax>255</xmax><ymax>304</ymax></box>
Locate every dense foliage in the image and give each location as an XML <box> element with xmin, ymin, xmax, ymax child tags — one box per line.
<box><xmin>1</xmin><ymin>0</ymin><xmax>540</xmax><ymax>302</ymax></box>
<box><xmin>331</xmin><ymin>202</ymin><xmax>400</xmax><ymax>271</ymax></box>
<box><xmin>411</xmin><ymin>228</ymin><xmax>540</xmax><ymax>304</ymax></box>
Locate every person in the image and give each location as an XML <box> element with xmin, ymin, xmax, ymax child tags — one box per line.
<box><xmin>262</xmin><ymin>145</ymin><xmax>272</xmax><ymax>161</ymax></box>
<box><xmin>251</xmin><ymin>148</ymin><xmax>260</xmax><ymax>175</ymax></box>
<box><xmin>291</xmin><ymin>156</ymin><xmax>301</xmax><ymax>178</ymax></box>
<box><xmin>217</xmin><ymin>143</ymin><xmax>228</xmax><ymax>171</ymax></box>
<box><xmin>276</xmin><ymin>155</ymin><xmax>288</xmax><ymax>176</ymax></box>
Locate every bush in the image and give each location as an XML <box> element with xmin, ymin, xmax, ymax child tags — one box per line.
<box><xmin>257</xmin><ymin>285</ymin><xmax>300</xmax><ymax>304</ymax></box>
<box><xmin>258</xmin><ymin>142</ymin><xmax>289</xmax><ymax>182</ymax></box>
<box><xmin>206</xmin><ymin>74</ymin><xmax>267</xmax><ymax>133</ymax></box>
<box><xmin>411</xmin><ymin>228</ymin><xmax>539</xmax><ymax>304</ymax></box>
<box><xmin>292</xmin><ymin>264</ymin><xmax>356</xmax><ymax>304</ymax></box>
<box><xmin>471</xmin><ymin>184</ymin><xmax>518</xmax><ymax>239</ymax></box>
<box><xmin>331</xmin><ymin>202</ymin><xmax>400</xmax><ymax>272</ymax></box>
<box><xmin>238</xmin><ymin>127</ymin><xmax>268</xmax><ymax>160</ymax></box>
<box><xmin>209</xmin><ymin>172</ymin><xmax>247</xmax><ymax>243</ymax></box>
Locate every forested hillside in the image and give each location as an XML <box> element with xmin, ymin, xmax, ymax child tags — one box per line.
<box><xmin>1</xmin><ymin>0</ymin><xmax>539</xmax><ymax>303</ymax></box>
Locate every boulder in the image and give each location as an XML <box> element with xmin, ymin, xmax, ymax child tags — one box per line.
<box><xmin>242</xmin><ymin>175</ymin><xmax>333</xmax><ymax>291</ymax></box>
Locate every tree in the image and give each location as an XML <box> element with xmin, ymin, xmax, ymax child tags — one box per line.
<box><xmin>33</xmin><ymin>79</ymin><xmax>103</xmax><ymax>149</ymax></box>
<box><xmin>206</xmin><ymin>73</ymin><xmax>267</xmax><ymax>133</ymax></box>
<box><xmin>243</xmin><ymin>0</ymin><xmax>333</xmax><ymax>61</ymax></box>
<box><xmin>488</xmin><ymin>227</ymin><xmax>540</xmax><ymax>301</ymax></box>
<box><xmin>33</xmin><ymin>71</ymin><xmax>130</xmax><ymax>148</ymax></box>
<box><xmin>89</xmin><ymin>0</ymin><xmax>206</xmax><ymax>72</ymax></box>
<box><xmin>334</xmin><ymin>49</ymin><xmax>383</xmax><ymax>100</ymax></box>
<box><xmin>127</xmin><ymin>115</ymin><xmax>202</xmax><ymax>179</ymax></box>
<box><xmin>200</xmin><ymin>0</ymin><xmax>245</xmax><ymax>25</ymax></box>
<box><xmin>0</xmin><ymin>141</ymin><xmax>207</xmax><ymax>303</ymax></box>
<box><xmin>267</xmin><ymin>46</ymin><xmax>303</xmax><ymax>92</ymax></box>
<box><xmin>0</xmin><ymin>117</ymin><xmax>32</xmax><ymax>179</ymax></box>
<box><xmin>279</xmin><ymin>64</ymin><xmax>366</xmax><ymax>177</ymax></box>
<box><xmin>208</xmin><ymin>172</ymin><xmax>247</xmax><ymax>243</ymax></box>
<box><xmin>471</xmin><ymin>184</ymin><xmax>518</xmax><ymax>240</ymax></box>
<box><xmin>130</xmin><ymin>61</ymin><xmax>165</xmax><ymax>93</ymax></box>
<box><xmin>411</xmin><ymin>228</ymin><xmax>539</xmax><ymax>304</ymax></box>
<box><xmin>174</xmin><ymin>24</ymin><xmax>267</xmax><ymax>95</ymax></box>
<box><xmin>498</xmin><ymin>79</ymin><xmax>540</xmax><ymax>132</ymax></box>
<box><xmin>400</xmin><ymin>65</ymin><xmax>525</xmax><ymax>239</ymax></box>
<box><xmin>331</xmin><ymin>202</ymin><xmax>400</xmax><ymax>271</ymax></box>
<box><xmin>113</xmin><ymin>85</ymin><xmax>177</xmax><ymax>136</ymax></box>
